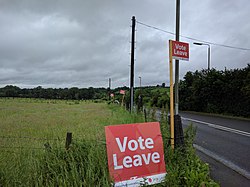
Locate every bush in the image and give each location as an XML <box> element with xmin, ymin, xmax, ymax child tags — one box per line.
<box><xmin>160</xmin><ymin>123</ymin><xmax>218</xmax><ymax>187</ymax></box>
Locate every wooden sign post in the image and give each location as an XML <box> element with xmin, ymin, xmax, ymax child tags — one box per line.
<box><xmin>169</xmin><ymin>40</ymin><xmax>189</xmax><ymax>149</ymax></box>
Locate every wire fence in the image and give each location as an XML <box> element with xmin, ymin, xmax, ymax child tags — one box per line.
<box><xmin>0</xmin><ymin>135</ymin><xmax>62</xmax><ymax>141</ymax></box>
<box><xmin>0</xmin><ymin>107</ymin><xmax>186</xmax><ymax>152</ymax></box>
<box><xmin>0</xmin><ymin>133</ymin><xmax>106</xmax><ymax>151</ymax></box>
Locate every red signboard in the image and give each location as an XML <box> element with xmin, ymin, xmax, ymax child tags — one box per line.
<box><xmin>170</xmin><ymin>40</ymin><xmax>189</xmax><ymax>61</ymax></box>
<box><xmin>105</xmin><ymin>122</ymin><xmax>166</xmax><ymax>187</ymax></box>
<box><xmin>119</xmin><ymin>90</ymin><xmax>126</xmax><ymax>95</ymax></box>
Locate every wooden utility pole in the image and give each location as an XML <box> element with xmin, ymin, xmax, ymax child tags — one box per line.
<box><xmin>130</xmin><ymin>16</ymin><xmax>136</xmax><ymax>113</ymax></box>
<box><xmin>175</xmin><ymin>0</ymin><xmax>180</xmax><ymax>115</ymax></box>
<box><xmin>108</xmin><ymin>78</ymin><xmax>111</xmax><ymax>100</ymax></box>
<box><xmin>173</xmin><ymin>0</ymin><xmax>184</xmax><ymax>147</ymax></box>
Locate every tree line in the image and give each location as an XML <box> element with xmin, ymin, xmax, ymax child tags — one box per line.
<box><xmin>0</xmin><ymin>86</ymin><xmax>108</xmax><ymax>100</ymax></box>
<box><xmin>179</xmin><ymin>64</ymin><xmax>250</xmax><ymax>117</ymax></box>
<box><xmin>1</xmin><ymin>65</ymin><xmax>249</xmax><ymax>117</ymax></box>
<box><xmin>0</xmin><ymin>84</ymin><xmax>170</xmax><ymax>111</ymax></box>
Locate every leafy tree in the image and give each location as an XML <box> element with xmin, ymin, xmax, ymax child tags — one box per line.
<box><xmin>0</xmin><ymin>85</ymin><xmax>21</xmax><ymax>97</ymax></box>
<box><xmin>179</xmin><ymin>65</ymin><xmax>250</xmax><ymax>117</ymax></box>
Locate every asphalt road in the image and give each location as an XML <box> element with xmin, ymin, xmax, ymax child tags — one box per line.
<box><xmin>180</xmin><ymin>112</ymin><xmax>250</xmax><ymax>186</ymax></box>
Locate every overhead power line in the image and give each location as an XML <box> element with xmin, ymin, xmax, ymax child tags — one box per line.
<box><xmin>136</xmin><ymin>20</ymin><xmax>250</xmax><ymax>51</ymax></box>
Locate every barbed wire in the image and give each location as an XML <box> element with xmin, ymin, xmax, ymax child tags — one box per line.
<box><xmin>0</xmin><ymin>135</ymin><xmax>62</xmax><ymax>141</ymax></box>
<box><xmin>0</xmin><ymin>135</ymin><xmax>107</xmax><ymax>151</ymax></box>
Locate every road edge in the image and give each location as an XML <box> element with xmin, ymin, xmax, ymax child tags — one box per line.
<box><xmin>193</xmin><ymin>144</ymin><xmax>250</xmax><ymax>180</ymax></box>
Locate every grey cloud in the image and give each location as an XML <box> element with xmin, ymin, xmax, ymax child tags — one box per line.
<box><xmin>0</xmin><ymin>0</ymin><xmax>249</xmax><ymax>88</ymax></box>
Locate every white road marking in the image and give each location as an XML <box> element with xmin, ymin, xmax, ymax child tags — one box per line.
<box><xmin>182</xmin><ymin>117</ymin><xmax>250</xmax><ymax>137</ymax></box>
<box><xmin>194</xmin><ymin>144</ymin><xmax>250</xmax><ymax>180</ymax></box>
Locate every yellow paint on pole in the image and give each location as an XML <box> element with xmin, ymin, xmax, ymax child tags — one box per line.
<box><xmin>169</xmin><ymin>40</ymin><xmax>175</xmax><ymax>149</ymax></box>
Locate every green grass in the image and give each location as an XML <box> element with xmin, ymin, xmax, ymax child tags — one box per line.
<box><xmin>0</xmin><ymin>98</ymin><xmax>145</xmax><ymax>186</ymax></box>
<box><xmin>0</xmin><ymin>98</ymin><xmax>218</xmax><ymax>186</ymax></box>
<box><xmin>0</xmin><ymin>98</ymin><xmax>143</xmax><ymax>146</ymax></box>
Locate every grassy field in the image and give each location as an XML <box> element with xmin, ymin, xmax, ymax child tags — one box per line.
<box><xmin>0</xmin><ymin>98</ymin><xmax>145</xmax><ymax>186</ymax></box>
<box><xmin>0</xmin><ymin>98</ymin><xmax>218</xmax><ymax>187</ymax></box>
<box><xmin>0</xmin><ymin>98</ymin><xmax>144</xmax><ymax>145</ymax></box>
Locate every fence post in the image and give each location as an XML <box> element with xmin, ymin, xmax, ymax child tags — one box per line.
<box><xmin>65</xmin><ymin>132</ymin><xmax>72</xmax><ymax>150</ymax></box>
<box><xmin>144</xmin><ymin>109</ymin><xmax>147</xmax><ymax>122</ymax></box>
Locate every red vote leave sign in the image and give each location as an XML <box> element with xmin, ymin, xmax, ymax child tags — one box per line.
<box><xmin>105</xmin><ymin>122</ymin><xmax>166</xmax><ymax>187</ymax></box>
<box><xmin>119</xmin><ymin>90</ymin><xmax>126</xmax><ymax>95</ymax></box>
<box><xmin>170</xmin><ymin>40</ymin><xmax>189</xmax><ymax>61</ymax></box>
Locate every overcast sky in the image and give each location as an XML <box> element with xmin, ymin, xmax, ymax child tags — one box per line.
<box><xmin>0</xmin><ymin>0</ymin><xmax>250</xmax><ymax>88</ymax></box>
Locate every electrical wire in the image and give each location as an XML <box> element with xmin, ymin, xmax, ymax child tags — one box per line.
<box><xmin>136</xmin><ymin>20</ymin><xmax>250</xmax><ymax>51</ymax></box>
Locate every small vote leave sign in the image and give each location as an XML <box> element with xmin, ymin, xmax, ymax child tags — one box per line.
<box><xmin>105</xmin><ymin>122</ymin><xmax>166</xmax><ymax>187</ymax></box>
<box><xmin>170</xmin><ymin>40</ymin><xmax>189</xmax><ymax>61</ymax></box>
<box><xmin>119</xmin><ymin>90</ymin><xmax>126</xmax><ymax>95</ymax></box>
